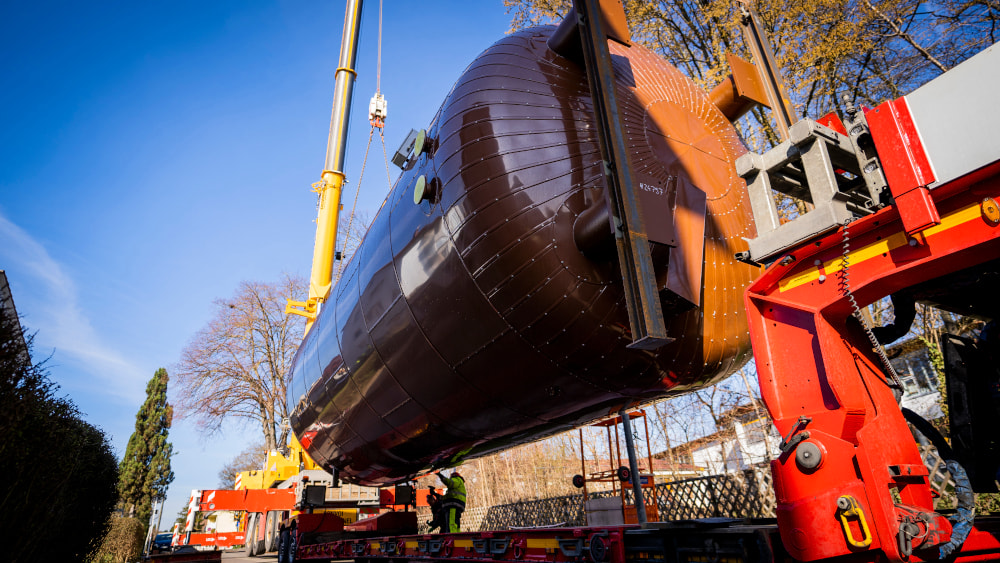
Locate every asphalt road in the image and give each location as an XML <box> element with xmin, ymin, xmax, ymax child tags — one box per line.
<box><xmin>220</xmin><ymin>551</ymin><xmax>275</xmax><ymax>562</ymax></box>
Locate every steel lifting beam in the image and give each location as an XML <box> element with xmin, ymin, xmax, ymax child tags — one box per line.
<box><xmin>294</xmin><ymin>526</ymin><xmax>632</xmax><ymax>562</ymax></box>
<box><xmin>195</xmin><ymin>488</ymin><xmax>295</xmax><ymax>513</ymax></box>
<box><xmin>738</xmin><ymin>2</ymin><xmax>796</xmax><ymax>140</ymax></box>
<box><xmin>573</xmin><ymin>0</ymin><xmax>670</xmax><ymax>350</ymax></box>
<box><xmin>291</xmin><ymin>523</ymin><xmax>791</xmax><ymax>563</ymax></box>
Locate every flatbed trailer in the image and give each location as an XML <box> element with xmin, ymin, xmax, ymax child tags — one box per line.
<box><xmin>286</xmin><ymin>517</ymin><xmax>1000</xmax><ymax>563</ymax></box>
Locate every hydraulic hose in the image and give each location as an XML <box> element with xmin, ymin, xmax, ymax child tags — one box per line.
<box><xmin>900</xmin><ymin>408</ymin><xmax>974</xmax><ymax>558</ymax></box>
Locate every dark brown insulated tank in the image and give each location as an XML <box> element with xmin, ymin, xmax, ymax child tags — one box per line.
<box><xmin>287</xmin><ymin>25</ymin><xmax>759</xmax><ymax>485</ymax></box>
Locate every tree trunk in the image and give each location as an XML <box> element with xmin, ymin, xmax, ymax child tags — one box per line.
<box><xmin>263</xmin><ymin>413</ymin><xmax>277</xmax><ymax>452</ymax></box>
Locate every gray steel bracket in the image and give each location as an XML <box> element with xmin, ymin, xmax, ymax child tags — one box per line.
<box><xmin>738</xmin><ymin>119</ymin><xmax>884</xmax><ymax>263</ymax></box>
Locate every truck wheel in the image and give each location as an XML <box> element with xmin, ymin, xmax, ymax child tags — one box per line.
<box><xmin>617</xmin><ymin>466</ymin><xmax>631</xmax><ymax>482</ymax></box>
<box><xmin>572</xmin><ymin>474</ymin><xmax>586</xmax><ymax>488</ymax></box>
<box><xmin>589</xmin><ymin>534</ymin><xmax>608</xmax><ymax>563</ymax></box>
<box><xmin>277</xmin><ymin>528</ymin><xmax>291</xmax><ymax>563</ymax></box>
<box><xmin>245</xmin><ymin>514</ymin><xmax>258</xmax><ymax>557</ymax></box>
<box><xmin>265</xmin><ymin>511</ymin><xmax>280</xmax><ymax>552</ymax></box>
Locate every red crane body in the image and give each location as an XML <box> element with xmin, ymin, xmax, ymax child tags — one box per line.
<box><xmin>744</xmin><ymin>42</ymin><xmax>1000</xmax><ymax>562</ymax></box>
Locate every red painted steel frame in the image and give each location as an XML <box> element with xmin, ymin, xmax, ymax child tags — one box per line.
<box><xmin>745</xmin><ymin>160</ymin><xmax>1000</xmax><ymax>563</ymax></box>
<box><xmin>183</xmin><ymin>531</ymin><xmax>246</xmax><ymax>548</ymax></box>
<box><xmin>195</xmin><ymin>488</ymin><xmax>295</xmax><ymax>513</ymax></box>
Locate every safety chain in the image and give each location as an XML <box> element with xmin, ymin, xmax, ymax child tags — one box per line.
<box><xmin>838</xmin><ymin>218</ymin><xmax>905</xmax><ymax>392</ymax></box>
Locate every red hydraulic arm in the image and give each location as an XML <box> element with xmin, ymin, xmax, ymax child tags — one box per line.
<box><xmin>747</xmin><ymin>162</ymin><xmax>1000</xmax><ymax>562</ymax></box>
<box><xmin>743</xmin><ymin>85</ymin><xmax>1000</xmax><ymax>562</ymax></box>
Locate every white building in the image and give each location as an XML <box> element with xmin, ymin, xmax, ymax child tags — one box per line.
<box><xmin>664</xmin><ymin>404</ymin><xmax>780</xmax><ymax>475</ymax></box>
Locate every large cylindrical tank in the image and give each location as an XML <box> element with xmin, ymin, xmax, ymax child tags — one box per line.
<box><xmin>288</xmin><ymin>26</ymin><xmax>759</xmax><ymax>485</ymax></box>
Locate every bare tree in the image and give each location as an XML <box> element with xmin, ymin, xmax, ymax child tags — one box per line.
<box><xmin>504</xmin><ymin>0</ymin><xmax>993</xmax><ymax>151</ymax></box>
<box><xmin>174</xmin><ymin>275</ymin><xmax>306</xmax><ymax>451</ymax></box>
<box><xmin>461</xmin><ymin>435</ymin><xmax>581</xmax><ymax>508</ymax></box>
<box><xmin>217</xmin><ymin>440</ymin><xmax>266</xmax><ymax>488</ymax></box>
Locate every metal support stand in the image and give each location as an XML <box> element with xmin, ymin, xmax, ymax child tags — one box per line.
<box><xmin>619</xmin><ymin>408</ymin><xmax>647</xmax><ymax>525</ymax></box>
<box><xmin>143</xmin><ymin>497</ymin><xmax>164</xmax><ymax>556</ymax></box>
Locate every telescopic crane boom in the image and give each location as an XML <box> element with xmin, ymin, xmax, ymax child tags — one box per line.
<box><xmin>286</xmin><ymin>0</ymin><xmax>364</xmax><ymax>333</ymax></box>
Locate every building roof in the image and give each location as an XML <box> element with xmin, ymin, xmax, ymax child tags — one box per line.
<box><xmin>654</xmin><ymin>403</ymin><xmax>773</xmax><ymax>458</ymax></box>
<box><xmin>0</xmin><ymin>270</ymin><xmax>28</xmax><ymax>356</ymax></box>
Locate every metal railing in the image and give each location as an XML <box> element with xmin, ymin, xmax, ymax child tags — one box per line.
<box><xmin>628</xmin><ymin>468</ymin><xmax>776</xmax><ymax>520</ymax></box>
<box><xmin>480</xmin><ymin>494</ymin><xmax>587</xmax><ymax>530</ymax></box>
<box><xmin>466</xmin><ymin>468</ymin><xmax>776</xmax><ymax>531</ymax></box>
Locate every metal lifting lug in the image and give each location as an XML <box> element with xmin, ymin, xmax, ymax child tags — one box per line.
<box><xmin>837</xmin><ymin>495</ymin><xmax>873</xmax><ymax>548</ymax></box>
<box><xmin>473</xmin><ymin>538</ymin><xmax>488</xmax><ymax>554</ymax></box>
<box><xmin>490</xmin><ymin>538</ymin><xmax>511</xmax><ymax>555</ymax></box>
<box><xmin>734</xmin><ymin>250</ymin><xmax>762</xmax><ymax>267</ymax></box>
<box><xmin>557</xmin><ymin>537</ymin><xmax>585</xmax><ymax>558</ymax></box>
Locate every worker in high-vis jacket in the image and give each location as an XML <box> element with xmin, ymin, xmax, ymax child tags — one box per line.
<box><xmin>437</xmin><ymin>470</ymin><xmax>466</xmax><ymax>533</ymax></box>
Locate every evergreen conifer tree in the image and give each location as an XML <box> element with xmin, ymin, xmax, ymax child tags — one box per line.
<box><xmin>118</xmin><ymin>367</ymin><xmax>175</xmax><ymax>526</ymax></box>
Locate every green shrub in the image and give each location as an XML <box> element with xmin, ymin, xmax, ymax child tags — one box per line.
<box><xmin>89</xmin><ymin>517</ymin><xmax>146</xmax><ymax>563</ymax></box>
<box><xmin>0</xmin><ymin>312</ymin><xmax>119</xmax><ymax>562</ymax></box>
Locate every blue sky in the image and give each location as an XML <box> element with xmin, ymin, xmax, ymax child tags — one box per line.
<box><xmin>1</xmin><ymin>0</ymin><xmax>518</xmax><ymax>527</ymax></box>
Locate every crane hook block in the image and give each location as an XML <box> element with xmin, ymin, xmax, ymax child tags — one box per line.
<box><xmin>369</xmin><ymin>92</ymin><xmax>388</xmax><ymax>128</ymax></box>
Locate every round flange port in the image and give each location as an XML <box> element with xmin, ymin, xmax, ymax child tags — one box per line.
<box><xmin>795</xmin><ymin>441</ymin><xmax>823</xmax><ymax>471</ymax></box>
<box><xmin>413</xmin><ymin>175</ymin><xmax>428</xmax><ymax>204</ymax></box>
<box><xmin>414</xmin><ymin>129</ymin><xmax>427</xmax><ymax>158</ymax></box>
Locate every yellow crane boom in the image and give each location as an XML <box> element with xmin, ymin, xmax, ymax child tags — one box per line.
<box><xmin>287</xmin><ymin>0</ymin><xmax>364</xmax><ymax>333</ymax></box>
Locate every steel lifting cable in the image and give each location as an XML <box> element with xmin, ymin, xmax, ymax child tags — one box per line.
<box><xmin>376</xmin><ymin>0</ymin><xmax>383</xmax><ymax>95</ymax></box>
<box><xmin>340</xmin><ymin>128</ymin><xmax>393</xmax><ymax>275</ymax></box>
<box><xmin>376</xmin><ymin>0</ymin><xmax>392</xmax><ymax>196</ymax></box>
<box><xmin>336</xmin><ymin>127</ymin><xmax>375</xmax><ymax>281</ymax></box>
<box><xmin>380</xmin><ymin>128</ymin><xmax>392</xmax><ymax>188</ymax></box>
<box><xmin>336</xmin><ymin>0</ymin><xmax>393</xmax><ymax>282</ymax></box>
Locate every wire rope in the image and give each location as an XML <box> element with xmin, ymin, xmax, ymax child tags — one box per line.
<box><xmin>336</xmin><ymin>127</ymin><xmax>375</xmax><ymax>281</ymax></box>
<box><xmin>380</xmin><ymin>129</ymin><xmax>392</xmax><ymax>188</ymax></box>
<box><xmin>376</xmin><ymin>0</ymin><xmax>383</xmax><ymax>94</ymax></box>
<box><xmin>336</xmin><ymin>0</ymin><xmax>393</xmax><ymax>282</ymax></box>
